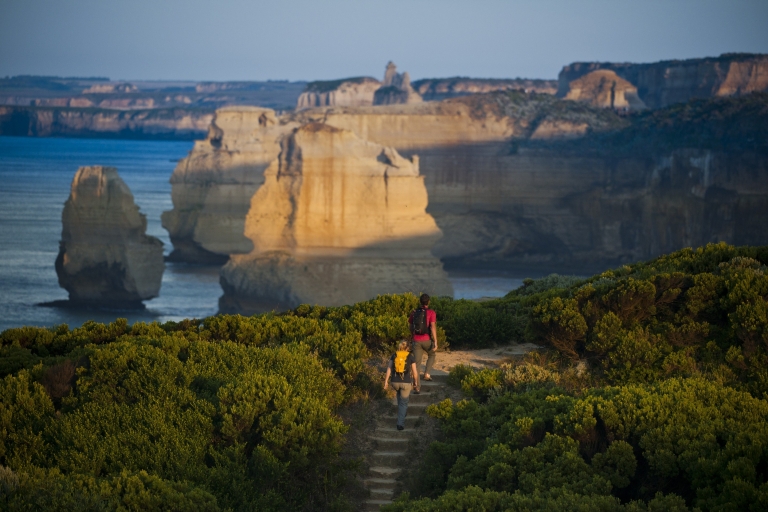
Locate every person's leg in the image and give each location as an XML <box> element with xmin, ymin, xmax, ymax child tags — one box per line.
<box><xmin>412</xmin><ymin>341</ymin><xmax>424</xmax><ymax>373</ymax></box>
<box><xmin>425</xmin><ymin>345</ymin><xmax>437</xmax><ymax>377</ymax></box>
<box><xmin>392</xmin><ymin>382</ymin><xmax>411</xmax><ymax>428</ymax></box>
<box><xmin>414</xmin><ymin>341</ymin><xmax>432</xmax><ymax>377</ymax></box>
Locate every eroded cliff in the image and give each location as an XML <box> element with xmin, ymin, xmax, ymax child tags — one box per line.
<box><xmin>161</xmin><ymin>106</ymin><xmax>299</xmax><ymax>262</ymax></box>
<box><xmin>558</xmin><ymin>53</ymin><xmax>768</xmax><ymax>108</ymax></box>
<box><xmin>56</xmin><ymin>166</ymin><xmax>164</xmax><ymax>308</ymax></box>
<box><xmin>220</xmin><ymin>123</ymin><xmax>451</xmax><ymax>312</ymax></box>
<box><xmin>296</xmin><ymin>77</ymin><xmax>382</xmax><ymax>110</ymax></box>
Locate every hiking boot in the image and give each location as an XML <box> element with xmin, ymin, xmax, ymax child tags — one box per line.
<box><xmin>397</xmin><ymin>425</ymin><xmax>404</xmax><ymax>431</ymax></box>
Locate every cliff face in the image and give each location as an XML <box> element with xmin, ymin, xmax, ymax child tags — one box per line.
<box><xmin>296</xmin><ymin>77</ymin><xmax>381</xmax><ymax>110</ymax></box>
<box><xmin>161</xmin><ymin>107</ymin><xmax>299</xmax><ymax>262</ymax></box>
<box><xmin>163</xmin><ymin>94</ymin><xmax>626</xmax><ymax>262</ymax></box>
<box><xmin>558</xmin><ymin>53</ymin><xmax>768</xmax><ymax>108</ymax></box>
<box><xmin>165</xmin><ymin>94</ymin><xmax>768</xmax><ymax>274</ymax></box>
<box><xmin>0</xmin><ymin>106</ymin><xmax>212</xmax><ymax>140</ymax></box>
<box><xmin>564</xmin><ymin>70</ymin><xmax>646</xmax><ymax>110</ymax></box>
<box><xmin>412</xmin><ymin>78</ymin><xmax>558</xmax><ymax>101</ymax></box>
<box><xmin>220</xmin><ymin>123</ymin><xmax>451</xmax><ymax>313</ymax></box>
<box><xmin>417</xmin><ymin>144</ymin><xmax>768</xmax><ymax>272</ymax></box>
<box><xmin>56</xmin><ymin>166</ymin><xmax>164</xmax><ymax>307</ymax></box>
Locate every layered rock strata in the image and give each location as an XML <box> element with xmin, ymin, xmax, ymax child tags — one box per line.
<box><xmin>56</xmin><ymin>166</ymin><xmax>164</xmax><ymax>308</ymax></box>
<box><xmin>163</xmin><ymin>95</ymin><xmax>624</xmax><ymax>263</ymax></box>
<box><xmin>412</xmin><ymin>77</ymin><xmax>558</xmax><ymax>100</ymax></box>
<box><xmin>166</xmin><ymin>95</ymin><xmax>768</xmax><ymax>274</ymax></box>
<box><xmin>558</xmin><ymin>53</ymin><xmax>768</xmax><ymax>108</ymax></box>
<box><xmin>564</xmin><ymin>70</ymin><xmax>646</xmax><ymax>110</ymax></box>
<box><xmin>161</xmin><ymin>107</ymin><xmax>299</xmax><ymax>262</ymax></box>
<box><xmin>296</xmin><ymin>77</ymin><xmax>381</xmax><ymax>110</ymax></box>
<box><xmin>220</xmin><ymin>123</ymin><xmax>452</xmax><ymax>313</ymax></box>
<box><xmin>0</xmin><ymin>106</ymin><xmax>212</xmax><ymax>140</ymax></box>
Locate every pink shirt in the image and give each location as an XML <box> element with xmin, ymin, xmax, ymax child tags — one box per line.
<box><xmin>408</xmin><ymin>308</ymin><xmax>436</xmax><ymax>341</ymax></box>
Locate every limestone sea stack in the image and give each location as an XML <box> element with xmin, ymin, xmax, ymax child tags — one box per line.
<box><xmin>55</xmin><ymin>166</ymin><xmax>164</xmax><ymax>308</ymax></box>
<box><xmin>220</xmin><ymin>123</ymin><xmax>452</xmax><ymax>313</ymax></box>
<box><xmin>161</xmin><ymin>107</ymin><xmax>298</xmax><ymax>262</ymax></box>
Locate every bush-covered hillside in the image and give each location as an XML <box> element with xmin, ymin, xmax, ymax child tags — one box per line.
<box><xmin>0</xmin><ymin>295</ymin><xmax>427</xmax><ymax>511</ymax></box>
<box><xmin>386</xmin><ymin>243</ymin><xmax>768</xmax><ymax>511</ymax></box>
<box><xmin>2</xmin><ymin>243</ymin><xmax>767</xmax><ymax>510</ymax></box>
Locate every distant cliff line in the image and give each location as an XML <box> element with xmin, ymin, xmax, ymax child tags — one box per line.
<box><xmin>0</xmin><ymin>106</ymin><xmax>213</xmax><ymax>140</ymax></box>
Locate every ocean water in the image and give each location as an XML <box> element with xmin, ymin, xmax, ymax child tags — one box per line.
<box><xmin>0</xmin><ymin>136</ymin><xmax>523</xmax><ymax>333</ymax></box>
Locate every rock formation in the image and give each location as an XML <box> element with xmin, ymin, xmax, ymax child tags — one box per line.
<box><xmin>55</xmin><ymin>166</ymin><xmax>164</xmax><ymax>308</ymax></box>
<box><xmin>161</xmin><ymin>106</ymin><xmax>299</xmax><ymax>262</ymax></box>
<box><xmin>373</xmin><ymin>62</ymin><xmax>423</xmax><ymax>105</ymax></box>
<box><xmin>163</xmin><ymin>94</ymin><xmax>626</xmax><ymax>263</ymax></box>
<box><xmin>296</xmin><ymin>77</ymin><xmax>381</xmax><ymax>110</ymax></box>
<box><xmin>412</xmin><ymin>77</ymin><xmax>558</xmax><ymax>101</ymax></box>
<box><xmin>558</xmin><ymin>53</ymin><xmax>768</xmax><ymax>108</ymax></box>
<box><xmin>564</xmin><ymin>70</ymin><xmax>646</xmax><ymax>110</ymax></box>
<box><xmin>0</xmin><ymin>106</ymin><xmax>212</xmax><ymax>140</ymax></box>
<box><xmin>219</xmin><ymin>123</ymin><xmax>452</xmax><ymax>313</ymax></box>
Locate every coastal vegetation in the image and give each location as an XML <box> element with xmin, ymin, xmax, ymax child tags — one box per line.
<box><xmin>1</xmin><ymin>243</ymin><xmax>767</xmax><ymax>510</ymax></box>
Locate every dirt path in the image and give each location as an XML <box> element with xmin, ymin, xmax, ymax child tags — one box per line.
<box><xmin>360</xmin><ymin>343</ymin><xmax>541</xmax><ymax>510</ymax></box>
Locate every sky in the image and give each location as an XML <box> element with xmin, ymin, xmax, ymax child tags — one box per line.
<box><xmin>1</xmin><ymin>0</ymin><xmax>767</xmax><ymax>82</ymax></box>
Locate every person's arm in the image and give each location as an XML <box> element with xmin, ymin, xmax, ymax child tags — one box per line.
<box><xmin>430</xmin><ymin>318</ymin><xmax>438</xmax><ymax>350</ymax></box>
<box><xmin>384</xmin><ymin>366</ymin><xmax>391</xmax><ymax>390</ymax></box>
<box><xmin>411</xmin><ymin>362</ymin><xmax>420</xmax><ymax>390</ymax></box>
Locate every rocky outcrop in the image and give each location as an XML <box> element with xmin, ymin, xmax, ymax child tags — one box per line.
<box><xmin>0</xmin><ymin>106</ymin><xmax>212</xmax><ymax>140</ymax></box>
<box><xmin>373</xmin><ymin>62</ymin><xmax>422</xmax><ymax>105</ymax></box>
<box><xmin>564</xmin><ymin>70</ymin><xmax>646</xmax><ymax>110</ymax></box>
<box><xmin>55</xmin><ymin>166</ymin><xmax>164</xmax><ymax>308</ymax></box>
<box><xmin>163</xmin><ymin>94</ymin><xmax>626</xmax><ymax>263</ymax></box>
<box><xmin>161</xmin><ymin>106</ymin><xmax>299</xmax><ymax>262</ymax></box>
<box><xmin>296</xmin><ymin>77</ymin><xmax>381</xmax><ymax>110</ymax></box>
<box><xmin>412</xmin><ymin>77</ymin><xmax>558</xmax><ymax>101</ymax></box>
<box><xmin>82</xmin><ymin>83</ymin><xmax>138</xmax><ymax>94</ymax></box>
<box><xmin>165</xmin><ymin>93</ymin><xmax>768</xmax><ymax>275</ymax></box>
<box><xmin>219</xmin><ymin>123</ymin><xmax>452</xmax><ymax>313</ymax></box>
<box><xmin>558</xmin><ymin>53</ymin><xmax>768</xmax><ymax>108</ymax></box>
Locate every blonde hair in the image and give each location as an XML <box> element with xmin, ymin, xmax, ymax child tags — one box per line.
<box><xmin>397</xmin><ymin>340</ymin><xmax>410</xmax><ymax>351</ymax></box>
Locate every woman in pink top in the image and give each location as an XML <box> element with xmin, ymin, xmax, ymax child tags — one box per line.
<box><xmin>408</xmin><ymin>293</ymin><xmax>438</xmax><ymax>380</ymax></box>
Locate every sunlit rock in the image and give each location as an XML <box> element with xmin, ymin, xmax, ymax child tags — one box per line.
<box><xmin>55</xmin><ymin>166</ymin><xmax>164</xmax><ymax>308</ymax></box>
<box><xmin>219</xmin><ymin>123</ymin><xmax>452</xmax><ymax>313</ymax></box>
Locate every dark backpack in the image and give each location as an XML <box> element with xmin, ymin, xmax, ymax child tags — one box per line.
<box><xmin>412</xmin><ymin>307</ymin><xmax>429</xmax><ymax>335</ymax></box>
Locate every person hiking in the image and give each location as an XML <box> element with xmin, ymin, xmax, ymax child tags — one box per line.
<box><xmin>383</xmin><ymin>340</ymin><xmax>420</xmax><ymax>430</ymax></box>
<box><xmin>409</xmin><ymin>293</ymin><xmax>438</xmax><ymax>381</ymax></box>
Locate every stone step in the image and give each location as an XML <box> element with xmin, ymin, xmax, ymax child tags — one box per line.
<box><xmin>371</xmin><ymin>436</ymin><xmax>409</xmax><ymax>451</ymax></box>
<box><xmin>371</xmin><ymin>426</ymin><xmax>413</xmax><ymax>439</ymax></box>
<box><xmin>371</xmin><ymin>451</ymin><xmax>406</xmax><ymax>466</ymax></box>
<box><xmin>364</xmin><ymin>477</ymin><xmax>397</xmax><ymax>490</ymax></box>
<box><xmin>379</xmin><ymin>414</ymin><xmax>422</xmax><ymax>424</ymax></box>
<box><xmin>363</xmin><ymin>499</ymin><xmax>393</xmax><ymax>511</ymax></box>
<box><xmin>370</xmin><ymin>487</ymin><xmax>395</xmax><ymax>499</ymax></box>
<box><xmin>369</xmin><ymin>466</ymin><xmax>401</xmax><ymax>478</ymax></box>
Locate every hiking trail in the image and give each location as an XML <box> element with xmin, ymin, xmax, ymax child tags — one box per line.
<box><xmin>361</xmin><ymin>370</ymin><xmax>449</xmax><ymax>511</ymax></box>
<box><xmin>360</xmin><ymin>344</ymin><xmax>540</xmax><ymax>510</ymax></box>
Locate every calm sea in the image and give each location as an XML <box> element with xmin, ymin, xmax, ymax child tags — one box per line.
<box><xmin>0</xmin><ymin>136</ymin><xmax>523</xmax><ymax>333</ymax></box>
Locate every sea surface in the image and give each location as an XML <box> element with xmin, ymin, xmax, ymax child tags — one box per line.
<box><xmin>0</xmin><ymin>136</ymin><xmax>523</xmax><ymax>332</ymax></box>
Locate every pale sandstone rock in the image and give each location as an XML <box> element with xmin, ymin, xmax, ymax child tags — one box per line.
<box><xmin>374</xmin><ymin>62</ymin><xmax>422</xmax><ymax>105</ymax></box>
<box><xmin>564</xmin><ymin>70</ymin><xmax>646</xmax><ymax>110</ymax></box>
<box><xmin>161</xmin><ymin>106</ymin><xmax>299</xmax><ymax>262</ymax></box>
<box><xmin>220</xmin><ymin>123</ymin><xmax>452</xmax><ymax>312</ymax></box>
<box><xmin>296</xmin><ymin>77</ymin><xmax>381</xmax><ymax>110</ymax></box>
<box><xmin>55</xmin><ymin>166</ymin><xmax>164</xmax><ymax>308</ymax></box>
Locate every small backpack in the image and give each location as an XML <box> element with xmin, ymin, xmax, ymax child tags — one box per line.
<box><xmin>412</xmin><ymin>307</ymin><xmax>429</xmax><ymax>335</ymax></box>
<box><xmin>394</xmin><ymin>350</ymin><xmax>410</xmax><ymax>377</ymax></box>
